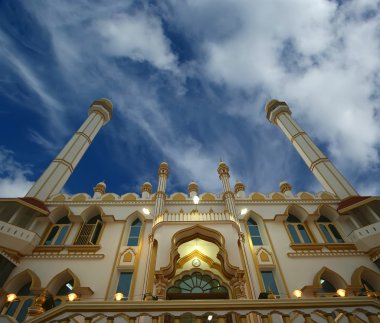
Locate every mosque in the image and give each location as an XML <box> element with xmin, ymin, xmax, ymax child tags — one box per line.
<box><xmin>0</xmin><ymin>99</ymin><xmax>379</xmax><ymax>323</ymax></box>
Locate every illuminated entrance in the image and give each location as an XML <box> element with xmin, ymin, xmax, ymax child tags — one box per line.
<box><xmin>166</xmin><ymin>271</ymin><xmax>229</xmax><ymax>300</ymax></box>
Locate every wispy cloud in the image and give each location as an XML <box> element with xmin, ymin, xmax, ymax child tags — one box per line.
<box><xmin>1</xmin><ymin>0</ymin><xmax>379</xmax><ymax>196</ymax></box>
<box><xmin>0</xmin><ymin>147</ymin><xmax>33</xmax><ymax>197</ymax></box>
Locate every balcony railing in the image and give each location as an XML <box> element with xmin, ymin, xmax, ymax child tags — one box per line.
<box><xmin>153</xmin><ymin>211</ymin><xmax>239</xmax><ymax>228</ymax></box>
<box><xmin>0</xmin><ymin>220</ymin><xmax>40</xmax><ymax>255</ymax></box>
<box><xmin>348</xmin><ymin>222</ymin><xmax>380</xmax><ymax>251</ymax></box>
<box><xmin>17</xmin><ymin>297</ymin><xmax>380</xmax><ymax>323</ymax></box>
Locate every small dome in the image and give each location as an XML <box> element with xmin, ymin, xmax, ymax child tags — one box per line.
<box><xmin>279</xmin><ymin>181</ymin><xmax>292</xmax><ymax>193</ymax></box>
<box><xmin>91</xmin><ymin>98</ymin><xmax>113</xmax><ymax>118</ymax></box>
<box><xmin>141</xmin><ymin>182</ymin><xmax>152</xmax><ymax>193</ymax></box>
<box><xmin>234</xmin><ymin>180</ymin><xmax>246</xmax><ymax>193</ymax></box>
<box><xmin>188</xmin><ymin>181</ymin><xmax>199</xmax><ymax>193</ymax></box>
<box><xmin>93</xmin><ymin>181</ymin><xmax>106</xmax><ymax>194</ymax></box>
<box><xmin>96</xmin><ymin>181</ymin><xmax>106</xmax><ymax>188</ymax></box>
<box><xmin>158</xmin><ymin>160</ymin><xmax>170</xmax><ymax>176</ymax></box>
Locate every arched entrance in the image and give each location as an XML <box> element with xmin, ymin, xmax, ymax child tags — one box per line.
<box><xmin>166</xmin><ymin>271</ymin><xmax>229</xmax><ymax>300</ymax></box>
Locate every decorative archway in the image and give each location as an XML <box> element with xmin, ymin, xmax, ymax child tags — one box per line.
<box><xmin>154</xmin><ymin>225</ymin><xmax>245</xmax><ymax>300</ymax></box>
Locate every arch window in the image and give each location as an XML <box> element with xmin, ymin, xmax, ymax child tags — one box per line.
<box><xmin>166</xmin><ymin>272</ymin><xmax>228</xmax><ymax>299</ymax></box>
<box><xmin>116</xmin><ymin>272</ymin><xmax>133</xmax><ymax>298</ymax></box>
<box><xmin>127</xmin><ymin>219</ymin><xmax>142</xmax><ymax>246</ymax></box>
<box><xmin>320</xmin><ymin>278</ymin><xmax>336</xmax><ymax>294</ymax></box>
<box><xmin>260</xmin><ymin>271</ymin><xmax>279</xmax><ymax>295</ymax></box>
<box><xmin>52</xmin><ymin>278</ymin><xmax>74</xmax><ymax>307</ymax></box>
<box><xmin>74</xmin><ymin>215</ymin><xmax>103</xmax><ymax>245</ymax></box>
<box><xmin>247</xmin><ymin>218</ymin><xmax>263</xmax><ymax>245</ymax></box>
<box><xmin>317</xmin><ymin>216</ymin><xmax>344</xmax><ymax>243</ymax></box>
<box><xmin>43</xmin><ymin>216</ymin><xmax>71</xmax><ymax>245</ymax></box>
<box><xmin>3</xmin><ymin>281</ymin><xmax>34</xmax><ymax>322</ymax></box>
<box><xmin>286</xmin><ymin>214</ymin><xmax>312</xmax><ymax>244</ymax></box>
<box><xmin>361</xmin><ymin>278</ymin><xmax>375</xmax><ymax>293</ymax></box>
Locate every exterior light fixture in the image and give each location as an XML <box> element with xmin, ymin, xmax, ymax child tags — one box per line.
<box><xmin>292</xmin><ymin>290</ymin><xmax>302</xmax><ymax>298</ymax></box>
<box><xmin>337</xmin><ymin>289</ymin><xmax>346</xmax><ymax>297</ymax></box>
<box><xmin>142</xmin><ymin>208</ymin><xmax>150</xmax><ymax>215</ymax></box>
<box><xmin>240</xmin><ymin>208</ymin><xmax>248</xmax><ymax>215</ymax></box>
<box><xmin>207</xmin><ymin>315</ymin><xmax>213</xmax><ymax>321</ymax></box>
<box><xmin>193</xmin><ymin>195</ymin><xmax>200</xmax><ymax>205</ymax></box>
<box><xmin>67</xmin><ymin>293</ymin><xmax>78</xmax><ymax>302</ymax></box>
<box><xmin>6</xmin><ymin>293</ymin><xmax>17</xmax><ymax>302</ymax></box>
<box><xmin>114</xmin><ymin>292</ymin><xmax>124</xmax><ymax>301</ymax></box>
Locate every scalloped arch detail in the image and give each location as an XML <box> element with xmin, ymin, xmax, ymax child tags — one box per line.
<box><xmin>171</xmin><ymin>193</ymin><xmax>187</xmax><ymax>201</ymax></box>
<box><xmin>201</xmin><ymin>193</ymin><xmax>216</xmax><ymax>201</ymax></box>
<box><xmin>122</xmin><ymin>193</ymin><xmax>137</xmax><ymax>201</ymax></box>
<box><xmin>251</xmin><ymin>193</ymin><xmax>266</xmax><ymax>201</ymax></box>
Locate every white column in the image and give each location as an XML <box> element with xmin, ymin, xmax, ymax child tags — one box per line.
<box><xmin>266</xmin><ymin>100</ymin><xmax>358</xmax><ymax>199</ymax></box>
<box><xmin>26</xmin><ymin>99</ymin><xmax>113</xmax><ymax>201</ymax></box>
<box><xmin>218</xmin><ymin>161</ymin><xmax>238</xmax><ymax>220</ymax></box>
<box><xmin>153</xmin><ymin>161</ymin><xmax>169</xmax><ymax>217</ymax></box>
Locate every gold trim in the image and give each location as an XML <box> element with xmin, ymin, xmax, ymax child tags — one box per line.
<box><xmin>146</xmin><ymin>239</ymin><xmax>158</xmax><ymax>296</ymax></box>
<box><xmin>26</xmin><ymin>298</ymin><xmax>380</xmax><ymax>323</ymax></box>
<box><xmin>237</xmin><ymin>241</ymin><xmax>254</xmax><ymax>299</ymax></box>
<box><xmin>289</xmin><ymin>243</ymin><xmax>324</xmax><ymax>251</ymax></box>
<box><xmin>66</xmin><ymin>245</ymin><xmax>101</xmax><ymax>253</ymax></box>
<box><xmin>243</xmin><ymin>222</ymin><xmax>264</xmax><ymax>291</ymax></box>
<box><xmin>33</xmin><ymin>246</ymin><xmax>65</xmax><ymax>253</ymax></box>
<box><xmin>262</xmin><ymin>222</ymin><xmax>290</xmax><ymax>297</ymax></box>
<box><xmin>156</xmin><ymin>224</ymin><xmax>244</xmax><ymax>281</ymax></box>
<box><xmin>105</xmin><ymin>221</ymin><xmax>127</xmax><ymax>299</ymax></box>
<box><xmin>290</xmin><ymin>131</ymin><xmax>306</xmax><ymax>143</ymax></box>
<box><xmin>309</xmin><ymin>158</ymin><xmax>329</xmax><ymax>172</ymax></box>
<box><xmin>338</xmin><ymin>197</ymin><xmax>380</xmax><ymax>214</ymax></box>
<box><xmin>53</xmin><ymin>159</ymin><xmax>74</xmax><ymax>173</ymax></box>
<box><xmin>75</xmin><ymin>131</ymin><xmax>92</xmax><ymax>144</ymax></box>
<box><xmin>129</xmin><ymin>220</ymin><xmax>146</xmax><ymax>299</ymax></box>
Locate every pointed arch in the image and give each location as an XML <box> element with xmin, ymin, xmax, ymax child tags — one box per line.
<box><xmin>315</xmin><ymin>204</ymin><xmax>339</xmax><ymax>221</ymax></box>
<box><xmin>4</xmin><ymin>269</ymin><xmax>41</xmax><ymax>293</ymax></box>
<box><xmin>46</xmin><ymin>268</ymin><xmax>80</xmax><ymax>295</ymax></box>
<box><xmin>80</xmin><ymin>205</ymin><xmax>105</xmax><ymax>223</ymax></box>
<box><xmin>285</xmin><ymin>204</ymin><xmax>309</xmax><ymax>222</ymax></box>
<box><xmin>241</xmin><ymin>210</ymin><xmax>264</xmax><ymax>222</ymax></box>
<box><xmin>351</xmin><ymin>266</ymin><xmax>380</xmax><ymax>292</ymax></box>
<box><xmin>48</xmin><ymin>206</ymin><xmax>72</xmax><ymax>224</ymax></box>
<box><xmin>158</xmin><ymin>224</ymin><xmax>244</xmax><ymax>281</ymax></box>
<box><xmin>313</xmin><ymin>267</ymin><xmax>348</xmax><ymax>290</ymax></box>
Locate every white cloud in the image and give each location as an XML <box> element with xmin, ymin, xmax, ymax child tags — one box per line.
<box><xmin>96</xmin><ymin>13</ymin><xmax>178</xmax><ymax>72</ymax></box>
<box><xmin>0</xmin><ymin>147</ymin><xmax>34</xmax><ymax>197</ymax></box>
<box><xmin>191</xmin><ymin>0</ymin><xmax>380</xmax><ymax>173</ymax></box>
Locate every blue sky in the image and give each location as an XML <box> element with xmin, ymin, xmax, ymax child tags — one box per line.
<box><xmin>0</xmin><ymin>0</ymin><xmax>379</xmax><ymax>198</ymax></box>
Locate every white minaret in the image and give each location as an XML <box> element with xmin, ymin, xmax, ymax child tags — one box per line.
<box><xmin>26</xmin><ymin>99</ymin><xmax>113</xmax><ymax>201</ymax></box>
<box><xmin>217</xmin><ymin>161</ymin><xmax>238</xmax><ymax>220</ymax></box>
<box><xmin>265</xmin><ymin>100</ymin><xmax>358</xmax><ymax>199</ymax></box>
<box><xmin>153</xmin><ymin>161</ymin><xmax>169</xmax><ymax>217</ymax></box>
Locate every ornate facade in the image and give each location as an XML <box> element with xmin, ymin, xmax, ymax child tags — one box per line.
<box><xmin>0</xmin><ymin>99</ymin><xmax>379</xmax><ymax>323</ymax></box>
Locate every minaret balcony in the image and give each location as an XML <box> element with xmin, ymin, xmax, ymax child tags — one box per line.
<box><xmin>349</xmin><ymin>221</ymin><xmax>380</xmax><ymax>251</ymax></box>
<box><xmin>0</xmin><ymin>220</ymin><xmax>40</xmax><ymax>255</ymax></box>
